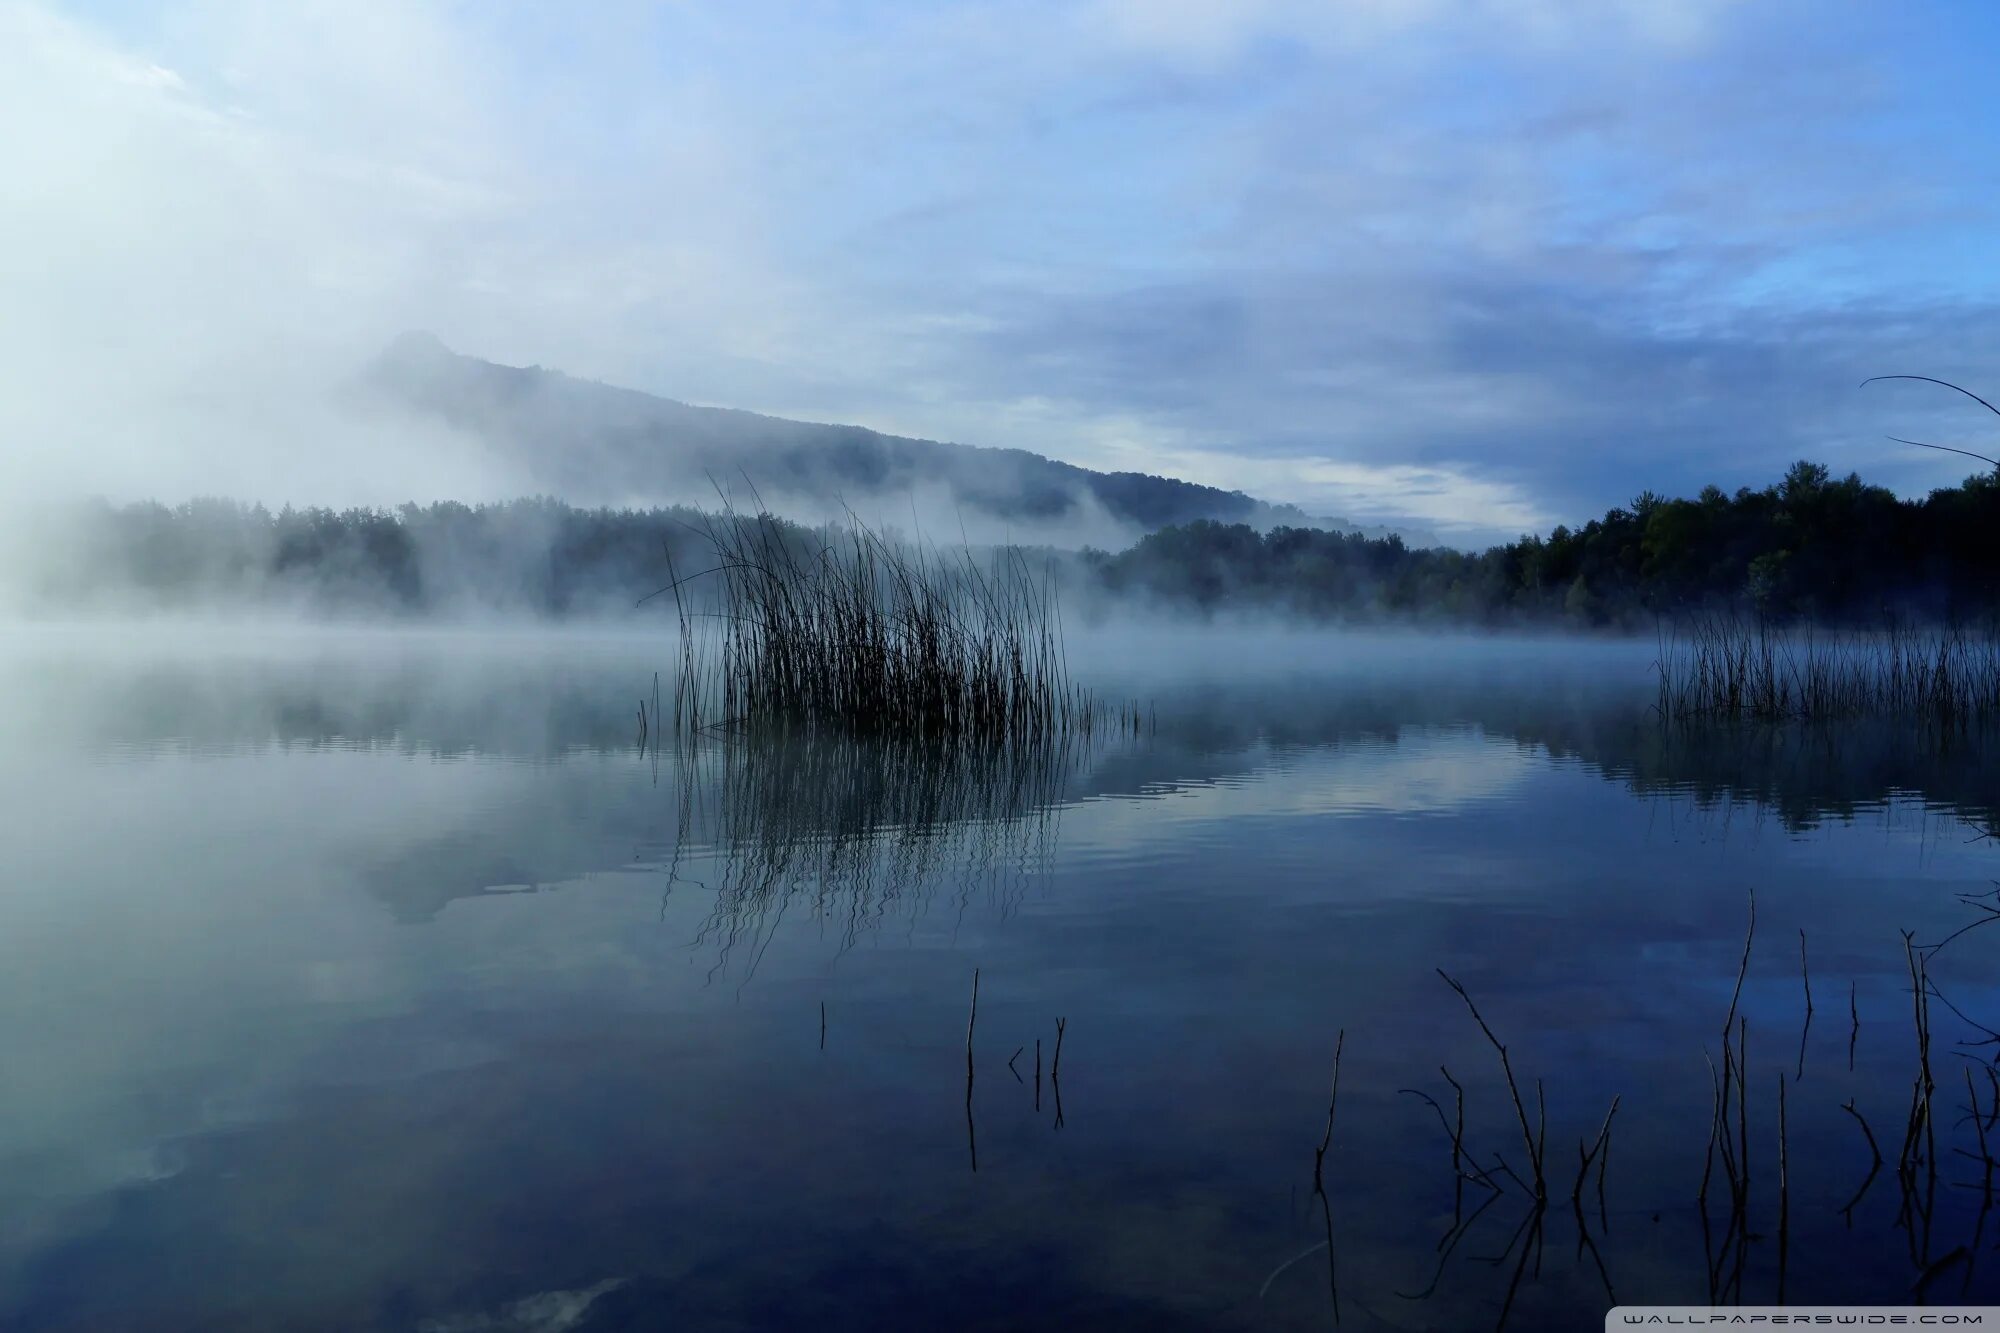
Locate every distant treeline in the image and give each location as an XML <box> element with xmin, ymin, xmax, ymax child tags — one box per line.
<box><xmin>27</xmin><ymin>497</ymin><xmax>739</xmax><ymax>616</ymax></box>
<box><xmin>1087</xmin><ymin>461</ymin><xmax>2000</xmax><ymax>625</ymax></box>
<box><xmin>19</xmin><ymin>461</ymin><xmax>2000</xmax><ymax>624</ymax></box>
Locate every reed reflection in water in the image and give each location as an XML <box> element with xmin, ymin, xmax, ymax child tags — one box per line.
<box><xmin>2</xmin><ymin>627</ymin><xmax>1999</xmax><ymax>1329</ymax></box>
<box><xmin>654</xmin><ymin>724</ymin><xmax>1107</xmax><ymax>970</ymax></box>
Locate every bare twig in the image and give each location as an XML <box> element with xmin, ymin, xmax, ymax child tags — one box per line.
<box><xmin>1723</xmin><ymin>889</ymin><xmax>1756</xmax><ymax>1041</ymax></box>
<box><xmin>1402</xmin><ymin>1080</ymin><xmax>1499</xmax><ymax>1192</ymax></box>
<box><xmin>1863</xmin><ymin>373</ymin><xmax>2000</xmax><ymax>422</ymax></box>
<box><xmin>1864</xmin><ymin>373</ymin><xmax>2000</xmax><ymax>471</ymax></box>
<box><xmin>1314</xmin><ymin>1029</ymin><xmax>1346</xmax><ymax>1191</ymax></box>
<box><xmin>1738</xmin><ymin>1018</ymin><xmax>1750</xmax><ymax>1210</ymax></box>
<box><xmin>1700</xmin><ymin>1049</ymin><xmax>1727</xmax><ymax>1207</ymax></box>
<box><xmin>1573</xmin><ymin>1097</ymin><xmax>1620</xmax><ymax>1206</ymax></box>
<box><xmin>1969</xmin><ymin>1066</ymin><xmax>1995</xmax><ymax>1208</ymax></box>
<box><xmin>966</xmin><ymin>968</ymin><xmax>979</xmax><ymax>1083</ymax></box>
<box><xmin>1839</xmin><ymin>1099</ymin><xmax>1884</xmax><ymax>1223</ymax></box>
<box><xmin>965</xmin><ymin>969</ymin><xmax>979</xmax><ymax>1173</ymax></box>
<box><xmin>1800</xmin><ymin>930</ymin><xmax>1813</xmax><ymax>1014</ymax></box>
<box><xmin>1843</xmin><ymin>1099</ymin><xmax>1885</xmax><ymax>1166</ymax></box>
<box><xmin>1887</xmin><ymin>436</ymin><xmax>2000</xmax><ymax>471</ymax></box>
<box><xmin>1438</xmin><ymin>970</ymin><xmax>1544</xmax><ymax>1196</ymax></box>
<box><xmin>1850</xmin><ymin>981</ymin><xmax>1859</xmax><ymax>1074</ymax></box>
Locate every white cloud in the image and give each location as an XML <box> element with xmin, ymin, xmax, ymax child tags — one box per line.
<box><xmin>1131</xmin><ymin>446</ymin><xmax>1554</xmax><ymax>540</ymax></box>
<box><xmin>0</xmin><ymin>0</ymin><xmax>1988</xmax><ymax>541</ymax></box>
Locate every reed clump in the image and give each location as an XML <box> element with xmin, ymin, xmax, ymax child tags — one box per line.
<box><xmin>649</xmin><ymin>502</ymin><xmax>1129</xmax><ymax>744</ymax></box>
<box><xmin>1655</xmin><ymin>617</ymin><xmax>2000</xmax><ymax>725</ymax></box>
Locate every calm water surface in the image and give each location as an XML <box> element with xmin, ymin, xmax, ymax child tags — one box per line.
<box><xmin>1</xmin><ymin>623</ymin><xmax>1996</xmax><ymax>1331</ymax></box>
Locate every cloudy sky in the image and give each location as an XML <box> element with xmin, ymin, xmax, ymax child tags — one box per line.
<box><xmin>6</xmin><ymin>1</ymin><xmax>1999</xmax><ymax>544</ymax></box>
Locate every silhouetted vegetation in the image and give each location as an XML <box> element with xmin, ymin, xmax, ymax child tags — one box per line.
<box><xmin>23</xmin><ymin>460</ymin><xmax>2000</xmax><ymax>627</ymax></box>
<box><xmin>1656</xmin><ymin>619</ymin><xmax>2000</xmax><ymax>723</ymax></box>
<box><xmin>1090</xmin><ymin>462</ymin><xmax>2000</xmax><ymax>626</ymax></box>
<box><xmin>654</xmin><ymin>505</ymin><xmax>1115</xmax><ymax>741</ymax></box>
<box><xmin>30</xmin><ymin>496</ymin><xmax>777</xmax><ymax>615</ymax></box>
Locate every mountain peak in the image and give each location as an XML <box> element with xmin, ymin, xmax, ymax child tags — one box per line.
<box><xmin>357</xmin><ymin>340</ymin><xmax>1437</xmax><ymax>546</ymax></box>
<box><xmin>381</xmin><ymin>330</ymin><xmax>455</xmax><ymax>365</ymax></box>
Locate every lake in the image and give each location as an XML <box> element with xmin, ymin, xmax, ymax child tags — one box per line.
<box><xmin>1</xmin><ymin>622</ymin><xmax>1996</xmax><ymax>1330</ymax></box>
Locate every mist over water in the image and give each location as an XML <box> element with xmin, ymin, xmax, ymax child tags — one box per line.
<box><xmin>12</xmin><ymin>3</ymin><xmax>2000</xmax><ymax>1325</ymax></box>
<box><xmin>0</xmin><ymin>622</ymin><xmax>1994</xmax><ymax>1329</ymax></box>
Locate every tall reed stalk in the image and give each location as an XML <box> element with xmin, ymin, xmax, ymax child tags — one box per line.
<box><xmin>1655</xmin><ymin>617</ymin><xmax>2000</xmax><ymax>725</ymax></box>
<box><xmin>651</xmin><ymin>502</ymin><xmax>1121</xmax><ymax>743</ymax></box>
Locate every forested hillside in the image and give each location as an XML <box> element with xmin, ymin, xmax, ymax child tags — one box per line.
<box><xmin>1091</xmin><ymin>462</ymin><xmax>2000</xmax><ymax>625</ymax></box>
<box><xmin>20</xmin><ymin>461</ymin><xmax>1998</xmax><ymax>625</ymax></box>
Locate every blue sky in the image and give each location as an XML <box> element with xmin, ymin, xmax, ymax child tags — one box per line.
<box><xmin>7</xmin><ymin>1</ymin><xmax>2000</xmax><ymax>545</ymax></box>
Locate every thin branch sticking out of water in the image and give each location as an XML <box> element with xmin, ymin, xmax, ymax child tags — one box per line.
<box><xmin>1314</xmin><ymin>1029</ymin><xmax>1346</xmax><ymax>1192</ymax></box>
<box><xmin>1797</xmin><ymin>929</ymin><xmax>1814</xmax><ymax>1081</ymax></box>
<box><xmin>1437</xmin><ymin>970</ymin><xmax>1544</xmax><ymax>1199</ymax></box>
<box><xmin>1573</xmin><ymin>1097</ymin><xmax>1619</xmax><ymax>1209</ymax></box>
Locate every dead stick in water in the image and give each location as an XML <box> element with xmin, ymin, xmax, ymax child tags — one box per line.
<box><xmin>1850</xmin><ymin>981</ymin><xmax>1859</xmax><ymax>1073</ymax></box>
<box><xmin>1969</xmin><ymin>1066</ymin><xmax>1995</xmax><ymax>1207</ymax></box>
<box><xmin>1737</xmin><ymin>1018</ymin><xmax>1749</xmax><ymax>1209</ymax></box>
<box><xmin>1723</xmin><ymin>889</ymin><xmax>1756</xmax><ymax>1039</ymax></box>
<box><xmin>1314</xmin><ymin>1029</ymin><xmax>1346</xmax><ymax>1190</ymax></box>
<box><xmin>1920</xmin><ymin>966</ymin><xmax>1938</xmax><ymax>1186</ymax></box>
<box><xmin>1537</xmin><ymin>1079</ymin><xmax>1549</xmax><ymax>1192</ymax></box>
<box><xmin>1842</xmin><ymin>1099</ymin><xmax>1884</xmax><ymax>1165</ymax></box>
<box><xmin>1401</xmin><ymin>1078</ymin><xmax>1498</xmax><ymax>1192</ymax></box>
<box><xmin>1838</xmin><ymin>1100</ymin><xmax>1884</xmax><ymax>1223</ymax></box>
<box><xmin>1443</xmin><ymin>1067</ymin><xmax>1467</xmax><ymax>1176</ymax></box>
<box><xmin>966</xmin><ymin>968</ymin><xmax>979</xmax><ymax>1084</ymax></box>
<box><xmin>964</xmin><ymin>971</ymin><xmax>980</xmax><ymax>1172</ymax></box>
<box><xmin>1573</xmin><ymin>1096</ymin><xmax>1620</xmax><ymax>1205</ymax></box>
<box><xmin>820</xmin><ymin>1000</ymin><xmax>826</xmax><ymax>1050</ymax></box>
<box><xmin>1439</xmin><ymin>1067</ymin><xmax>1499</xmax><ymax>1191</ymax></box>
<box><xmin>1719</xmin><ymin>1040</ymin><xmax>1737</xmax><ymax>1202</ymax></box>
<box><xmin>1796</xmin><ymin>931</ymin><xmax>1814</xmax><ymax>1081</ymax></box>
<box><xmin>1900</xmin><ymin>933</ymin><xmax>1937</xmax><ymax>1177</ymax></box>
<box><xmin>1438</xmin><ymin>970</ymin><xmax>1544</xmax><ymax>1195</ymax></box>
<box><xmin>1052</xmin><ymin>1016</ymin><xmax>1067</xmax><ymax>1080</ymax></box>
<box><xmin>1800</xmin><ymin>930</ymin><xmax>1814</xmax><ymax>1014</ymax></box>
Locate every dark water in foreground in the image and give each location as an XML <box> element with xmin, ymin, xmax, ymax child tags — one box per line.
<box><xmin>2</xmin><ymin>623</ymin><xmax>1997</xmax><ymax>1331</ymax></box>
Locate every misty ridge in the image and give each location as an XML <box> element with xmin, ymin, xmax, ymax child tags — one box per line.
<box><xmin>0</xmin><ymin>333</ymin><xmax>1413</xmax><ymax>620</ymax></box>
<box><xmin>358</xmin><ymin>334</ymin><xmax>1420</xmax><ymax>547</ymax></box>
<box><xmin>5</xmin><ymin>335</ymin><xmax>1998</xmax><ymax>627</ymax></box>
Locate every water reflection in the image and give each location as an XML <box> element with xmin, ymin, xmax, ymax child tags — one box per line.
<box><xmin>666</xmin><ymin>728</ymin><xmax>1088</xmax><ymax>969</ymax></box>
<box><xmin>0</xmin><ymin>625</ymin><xmax>1997</xmax><ymax>1329</ymax></box>
<box><xmin>11</xmin><ymin>625</ymin><xmax>1997</xmax><ymax>835</ymax></box>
